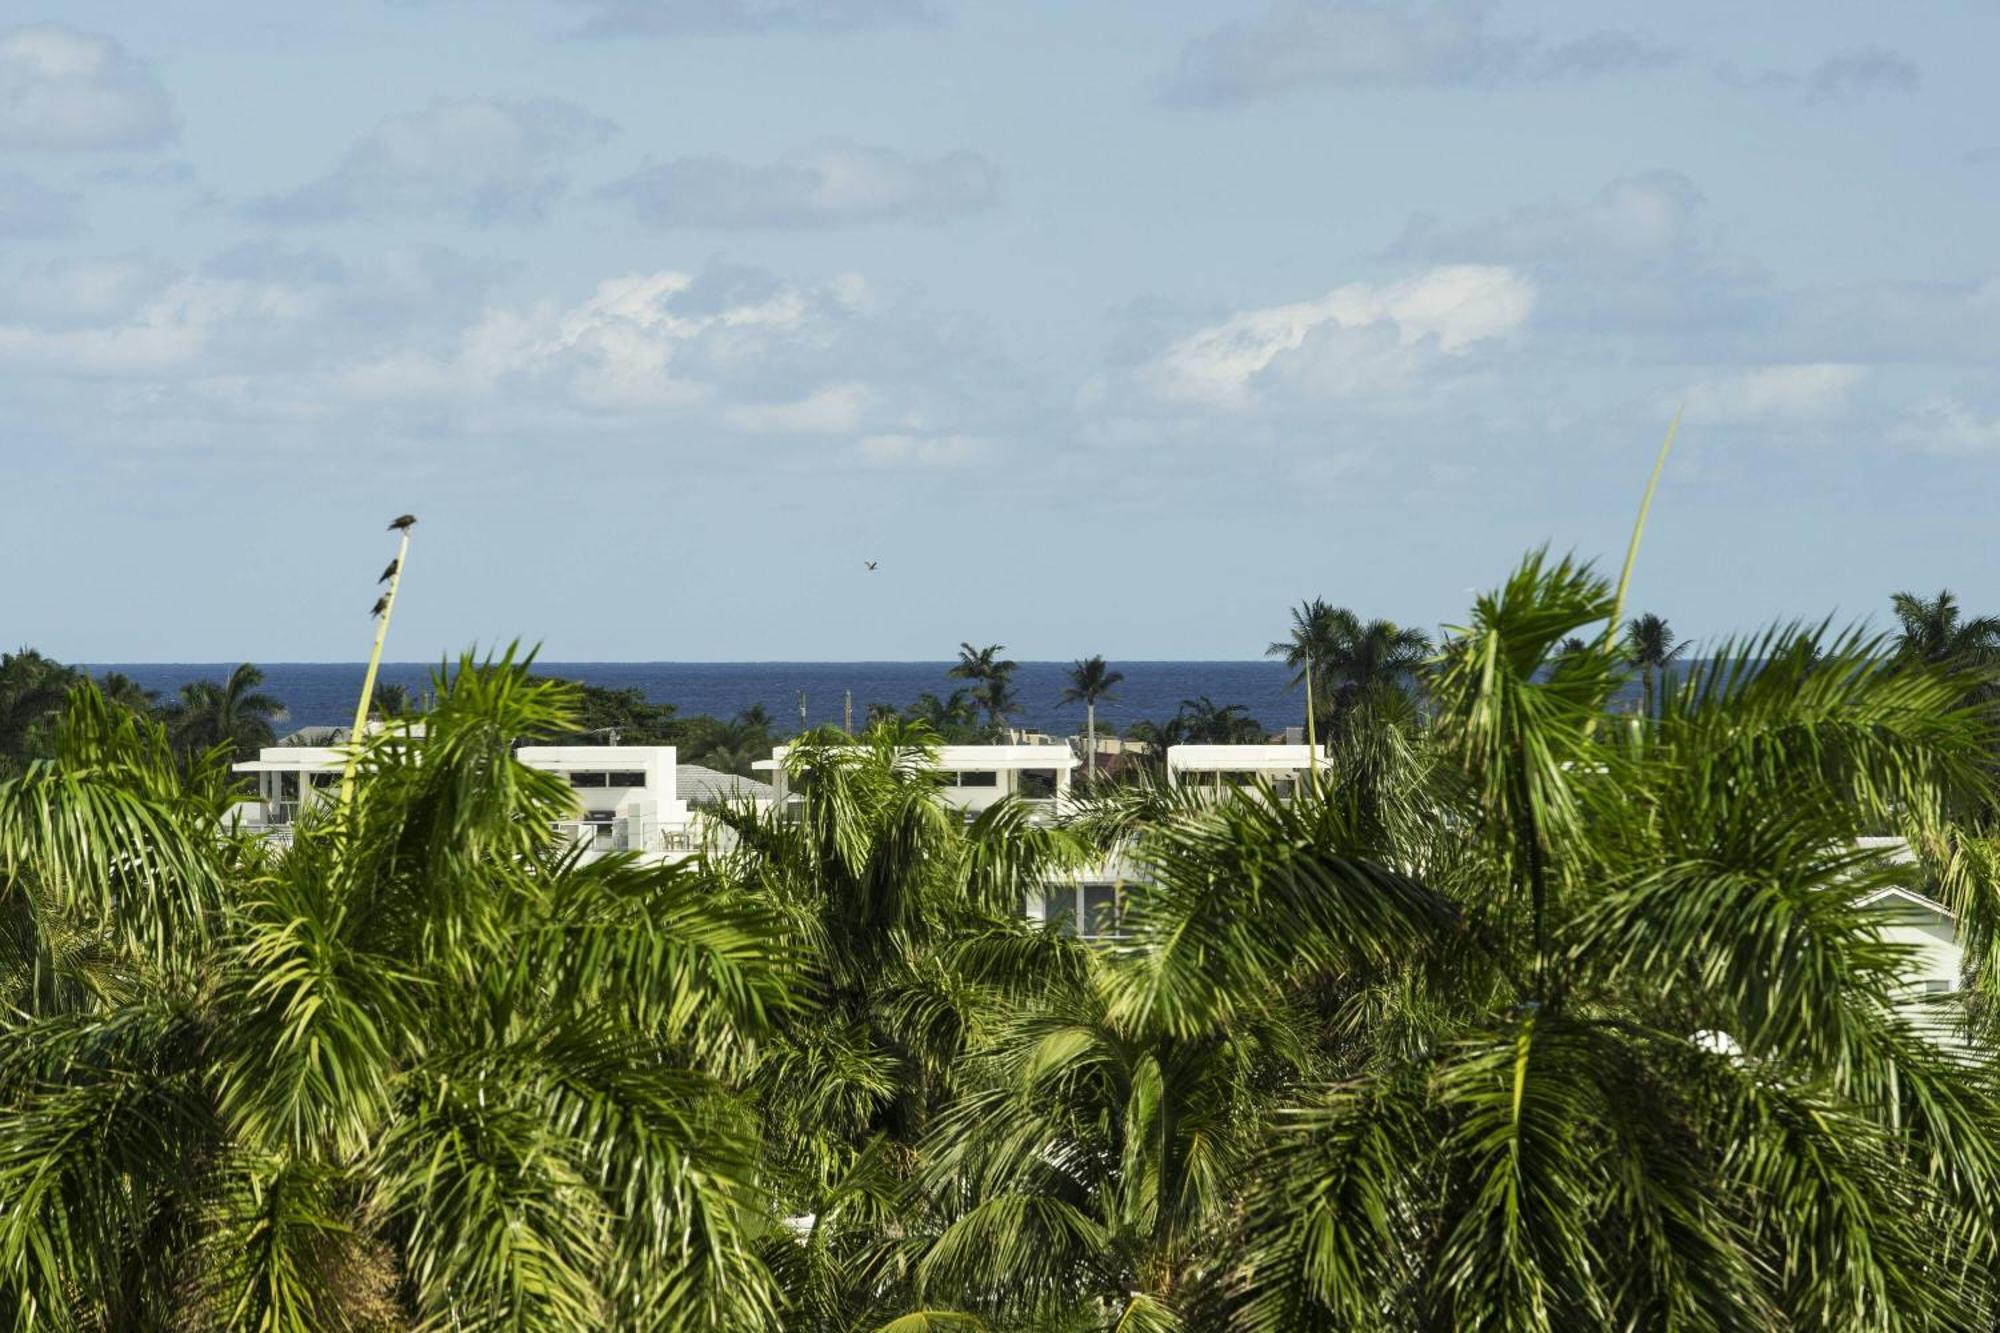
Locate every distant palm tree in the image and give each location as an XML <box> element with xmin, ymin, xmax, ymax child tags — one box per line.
<box><xmin>371</xmin><ymin>682</ymin><xmax>413</xmax><ymax>719</ymax></box>
<box><xmin>160</xmin><ymin>663</ymin><xmax>285</xmax><ymax>763</ymax></box>
<box><xmin>1174</xmin><ymin>695</ymin><xmax>1265</xmax><ymax>744</ymax></box>
<box><xmin>910</xmin><ymin>689</ymin><xmax>980</xmax><ymax>737</ymax></box>
<box><xmin>1268</xmin><ymin>600</ymin><xmax>1431</xmax><ymax>737</ymax></box>
<box><xmin>0</xmin><ymin>649</ymin><xmax>79</xmax><ymax>770</ymax></box>
<box><xmin>1061</xmin><ymin>656</ymin><xmax>1125</xmax><ymax>788</ymax></box>
<box><xmin>96</xmin><ymin>670</ymin><xmax>158</xmax><ymax>716</ymax></box>
<box><xmin>948</xmin><ymin>642</ymin><xmax>1019</xmax><ymax>736</ymax></box>
<box><xmin>1623</xmin><ymin>613</ymin><xmax>1691</xmax><ymax>718</ymax></box>
<box><xmin>1891</xmin><ymin>589</ymin><xmax>2000</xmax><ymax>670</ymax></box>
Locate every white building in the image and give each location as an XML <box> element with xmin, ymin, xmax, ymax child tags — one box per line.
<box><xmin>1853</xmin><ymin>837</ymin><xmax>1963</xmax><ymax>1000</ymax></box>
<box><xmin>232</xmin><ymin>740</ymin><xmax>709</xmax><ymax>863</ymax></box>
<box><xmin>757</xmin><ymin>742</ymin><xmax>1076</xmax><ymax>817</ymax></box>
<box><xmin>1165</xmin><ymin>743</ymin><xmax>1321</xmax><ymax>798</ymax></box>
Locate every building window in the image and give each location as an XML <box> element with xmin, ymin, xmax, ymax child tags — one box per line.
<box><xmin>569</xmin><ymin>771</ymin><xmax>609</xmax><ymax>788</ymax></box>
<box><xmin>278</xmin><ymin>772</ymin><xmax>300</xmax><ymax>801</ymax></box>
<box><xmin>1924</xmin><ymin>979</ymin><xmax>1955</xmax><ymax>995</ymax></box>
<box><xmin>1019</xmin><ymin>769</ymin><xmax>1057</xmax><ymax>799</ymax></box>
<box><xmin>1040</xmin><ymin>887</ymin><xmax>1078</xmax><ymax>934</ymax></box>
<box><xmin>606</xmin><ymin>771</ymin><xmax>646</xmax><ymax>788</ymax></box>
<box><xmin>956</xmin><ymin>771</ymin><xmax>999</xmax><ymax>788</ymax></box>
<box><xmin>1082</xmin><ymin>884</ymin><xmax>1120</xmax><ymax>938</ymax></box>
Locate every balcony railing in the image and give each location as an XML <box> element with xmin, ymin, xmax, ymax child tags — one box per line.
<box><xmin>551</xmin><ymin>817</ymin><xmax>697</xmax><ymax>858</ymax></box>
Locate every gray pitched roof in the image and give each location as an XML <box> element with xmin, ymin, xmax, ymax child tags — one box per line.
<box><xmin>677</xmin><ymin>764</ymin><xmax>776</xmax><ymax>807</ymax></box>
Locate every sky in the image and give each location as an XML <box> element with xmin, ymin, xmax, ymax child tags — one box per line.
<box><xmin>0</xmin><ymin>0</ymin><xmax>1995</xmax><ymax>662</ymax></box>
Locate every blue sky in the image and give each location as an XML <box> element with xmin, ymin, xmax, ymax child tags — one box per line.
<box><xmin>2</xmin><ymin>0</ymin><xmax>1995</xmax><ymax>662</ymax></box>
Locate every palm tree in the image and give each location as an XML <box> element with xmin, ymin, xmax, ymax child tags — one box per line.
<box><xmin>1891</xmin><ymin>589</ymin><xmax>2000</xmax><ymax>670</ymax></box>
<box><xmin>1623</xmin><ymin>611</ymin><xmax>1691</xmax><ymax>718</ymax></box>
<box><xmin>703</xmin><ymin>725</ymin><xmax>1091</xmax><ymax>1325</ymax></box>
<box><xmin>948</xmin><ymin>642</ymin><xmax>1019</xmax><ymax>737</ymax></box>
<box><xmin>1221</xmin><ymin>553</ymin><xmax>2000</xmax><ymax>1327</ymax></box>
<box><xmin>0</xmin><ymin>648</ymin><xmax>78</xmax><ymax>772</ymax></box>
<box><xmin>910</xmin><ymin>689</ymin><xmax>980</xmax><ymax>740</ymax></box>
<box><xmin>0</xmin><ymin>657</ymin><xmax>790</xmax><ymax>1327</ymax></box>
<box><xmin>1268</xmin><ymin>601</ymin><xmax>1432</xmax><ymax>739</ymax></box>
<box><xmin>1173</xmin><ymin>694</ymin><xmax>1265</xmax><ymax>744</ymax></box>
<box><xmin>369</xmin><ymin>680</ymin><xmax>413</xmax><ymax>718</ymax></box>
<box><xmin>159</xmin><ymin>662</ymin><xmax>285</xmax><ymax>763</ymax></box>
<box><xmin>1060</xmin><ymin>656</ymin><xmax>1125</xmax><ymax>789</ymax></box>
<box><xmin>95</xmin><ymin>669</ymin><xmax>158</xmax><ymax>716</ymax></box>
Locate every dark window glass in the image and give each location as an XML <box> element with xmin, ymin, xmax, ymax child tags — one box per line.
<box><xmin>1082</xmin><ymin>884</ymin><xmax>1120</xmax><ymax>938</ymax></box>
<box><xmin>606</xmin><ymin>771</ymin><xmax>646</xmax><ymax>787</ymax></box>
<box><xmin>1042</xmin><ymin>887</ymin><xmax>1078</xmax><ymax>934</ymax></box>
<box><xmin>569</xmin><ymin>772</ymin><xmax>608</xmax><ymax>788</ymax></box>
<box><xmin>1019</xmin><ymin>769</ymin><xmax>1057</xmax><ymax>798</ymax></box>
<box><xmin>308</xmin><ymin>772</ymin><xmax>339</xmax><ymax>788</ymax></box>
<box><xmin>957</xmin><ymin>770</ymin><xmax>998</xmax><ymax>788</ymax></box>
<box><xmin>278</xmin><ymin>773</ymin><xmax>300</xmax><ymax>800</ymax></box>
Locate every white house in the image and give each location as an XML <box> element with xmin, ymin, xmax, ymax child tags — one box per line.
<box><xmin>1165</xmin><ymin>743</ymin><xmax>1322</xmax><ymax>798</ymax></box>
<box><xmin>232</xmin><ymin>739</ymin><xmax>704</xmax><ymax>863</ymax></box>
<box><xmin>756</xmin><ymin>742</ymin><xmax>1076</xmax><ymax>817</ymax></box>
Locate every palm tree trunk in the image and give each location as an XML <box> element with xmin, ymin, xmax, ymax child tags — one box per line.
<box><xmin>1086</xmin><ymin>702</ymin><xmax>1097</xmax><ymax>788</ymax></box>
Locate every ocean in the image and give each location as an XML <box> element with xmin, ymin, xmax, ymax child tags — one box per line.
<box><xmin>84</xmin><ymin>661</ymin><xmax>1310</xmax><ymax>738</ymax></box>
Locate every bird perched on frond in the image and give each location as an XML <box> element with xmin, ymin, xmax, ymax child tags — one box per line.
<box><xmin>388</xmin><ymin>514</ymin><xmax>417</xmax><ymax>532</ymax></box>
<box><xmin>371</xmin><ymin>595</ymin><xmax>390</xmax><ymax>617</ymax></box>
<box><xmin>378</xmin><ymin>559</ymin><xmax>399</xmax><ymax>583</ymax></box>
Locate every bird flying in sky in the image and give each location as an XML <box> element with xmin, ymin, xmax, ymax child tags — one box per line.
<box><xmin>865</xmin><ymin>561</ymin><xmax>878</xmax><ymax>571</ymax></box>
<box><xmin>388</xmin><ymin>514</ymin><xmax>417</xmax><ymax>532</ymax></box>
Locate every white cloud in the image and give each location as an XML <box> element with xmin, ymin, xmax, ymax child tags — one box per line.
<box><xmin>0</xmin><ymin>25</ymin><xmax>176</xmax><ymax>150</ymax></box>
<box><xmin>723</xmin><ymin>382</ymin><xmax>877</xmax><ymax>433</ymax></box>
<box><xmin>603</xmin><ymin>139</ymin><xmax>1000</xmax><ymax>229</ymax></box>
<box><xmin>0</xmin><ymin>171</ymin><xmax>81</xmax><ymax>236</ymax></box>
<box><xmin>1147</xmin><ymin>265</ymin><xmax>1534</xmax><ymax>406</ymax></box>
<box><xmin>858</xmin><ymin>432</ymin><xmax>982</xmax><ymax>466</ymax></box>
<box><xmin>1721</xmin><ymin>45</ymin><xmax>1919</xmax><ymax>106</ymax></box>
<box><xmin>251</xmin><ymin>97</ymin><xmax>616</xmax><ymax>224</ymax></box>
<box><xmin>1681</xmin><ymin>364</ymin><xmax>1865</xmax><ymax>422</ymax></box>
<box><xmin>1887</xmin><ymin>398</ymin><xmax>2000</xmax><ymax>455</ymax></box>
<box><xmin>569</xmin><ymin>0</ymin><xmax>933</xmax><ymax>37</ymax></box>
<box><xmin>1165</xmin><ymin>1</ymin><xmax>1676</xmax><ymax>106</ymax></box>
<box><xmin>1393</xmin><ymin>172</ymin><xmax>1706</xmax><ymax>272</ymax></box>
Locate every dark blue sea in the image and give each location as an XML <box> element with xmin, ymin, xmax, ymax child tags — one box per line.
<box><xmin>83</xmin><ymin>661</ymin><xmax>1308</xmax><ymax>737</ymax></box>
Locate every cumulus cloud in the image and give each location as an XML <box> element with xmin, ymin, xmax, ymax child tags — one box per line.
<box><xmin>1146</xmin><ymin>265</ymin><xmax>1534</xmax><ymax>407</ymax></box>
<box><xmin>1681</xmin><ymin>364</ymin><xmax>1865</xmax><ymax>422</ymax></box>
<box><xmin>0</xmin><ymin>171</ymin><xmax>81</xmax><ymax>236</ymax></box>
<box><xmin>251</xmin><ymin>97</ymin><xmax>616</xmax><ymax>225</ymax></box>
<box><xmin>1887</xmin><ymin>398</ymin><xmax>2000</xmax><ymax>455</ymax></box>
<box><xmin>1165</xmin><ymin>0</ymin><xmax>1676</xmax><ymax>106</ymax></box>
<box><xmin>1722</xmin><ymin>45</ymin><xmax>1919</xmax><ymax>106</ymax></box>
<box><xmin>0</xmin><ymin>24</ymin><xmax>176</xmax><ymax>150</ymax></box>
<box><xmin>568</xmin><ymin>0</ymin><xmax>933</xmax><ymax>37</ymax></box>
<box><xmin>858</xmin><ymin>432</ymin><xmax>982</xmax><ymax>466</ymax></box>
<box><xmin>0</xmin><ymin>240</ymin><xmax>1011</xmax><ymax>459</ymax></box>
<box><xmin>0</xmin><ymin>245</ymin><xmax>504</xmax><ymax>378</ymax></box>
<box><xmin>603</xmin><ymin>139</ymin><xmax>999</xmax><ymax>229</ymax></box>
<box><xmin>1393</xmin><ymin>172</ymin><xmax>1707</xmax><ymax>273</ymax></box>
<box><xmin>723</xmin><ymin>382</ymin><xmax>878</xmax><ymax>433</ymax></box>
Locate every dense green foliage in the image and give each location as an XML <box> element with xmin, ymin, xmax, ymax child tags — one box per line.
<box><xmin>0</xmin><ymin>564</ymin><xmax>1998</xmax><ymax>1329</ymax></box>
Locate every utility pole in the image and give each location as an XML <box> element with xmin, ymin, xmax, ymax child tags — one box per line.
<box><xmin>342</xmin><ymin>516</ymin><xmax>415</xmax><ymax>805</ymax></box>
<box><xmin>843</xmin><ymin>688</ymin><xmax>853</xmax><ymax>736</ymax></box>
<box><xmin>798</xmin><ymin>690</ymin><xmax>808</xmax><ymax>732</ymax></box>
<box><xmin>1304</xmin><ymin>652</ymin><xmax>1319</xmax><ymax>779</ymax></box>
